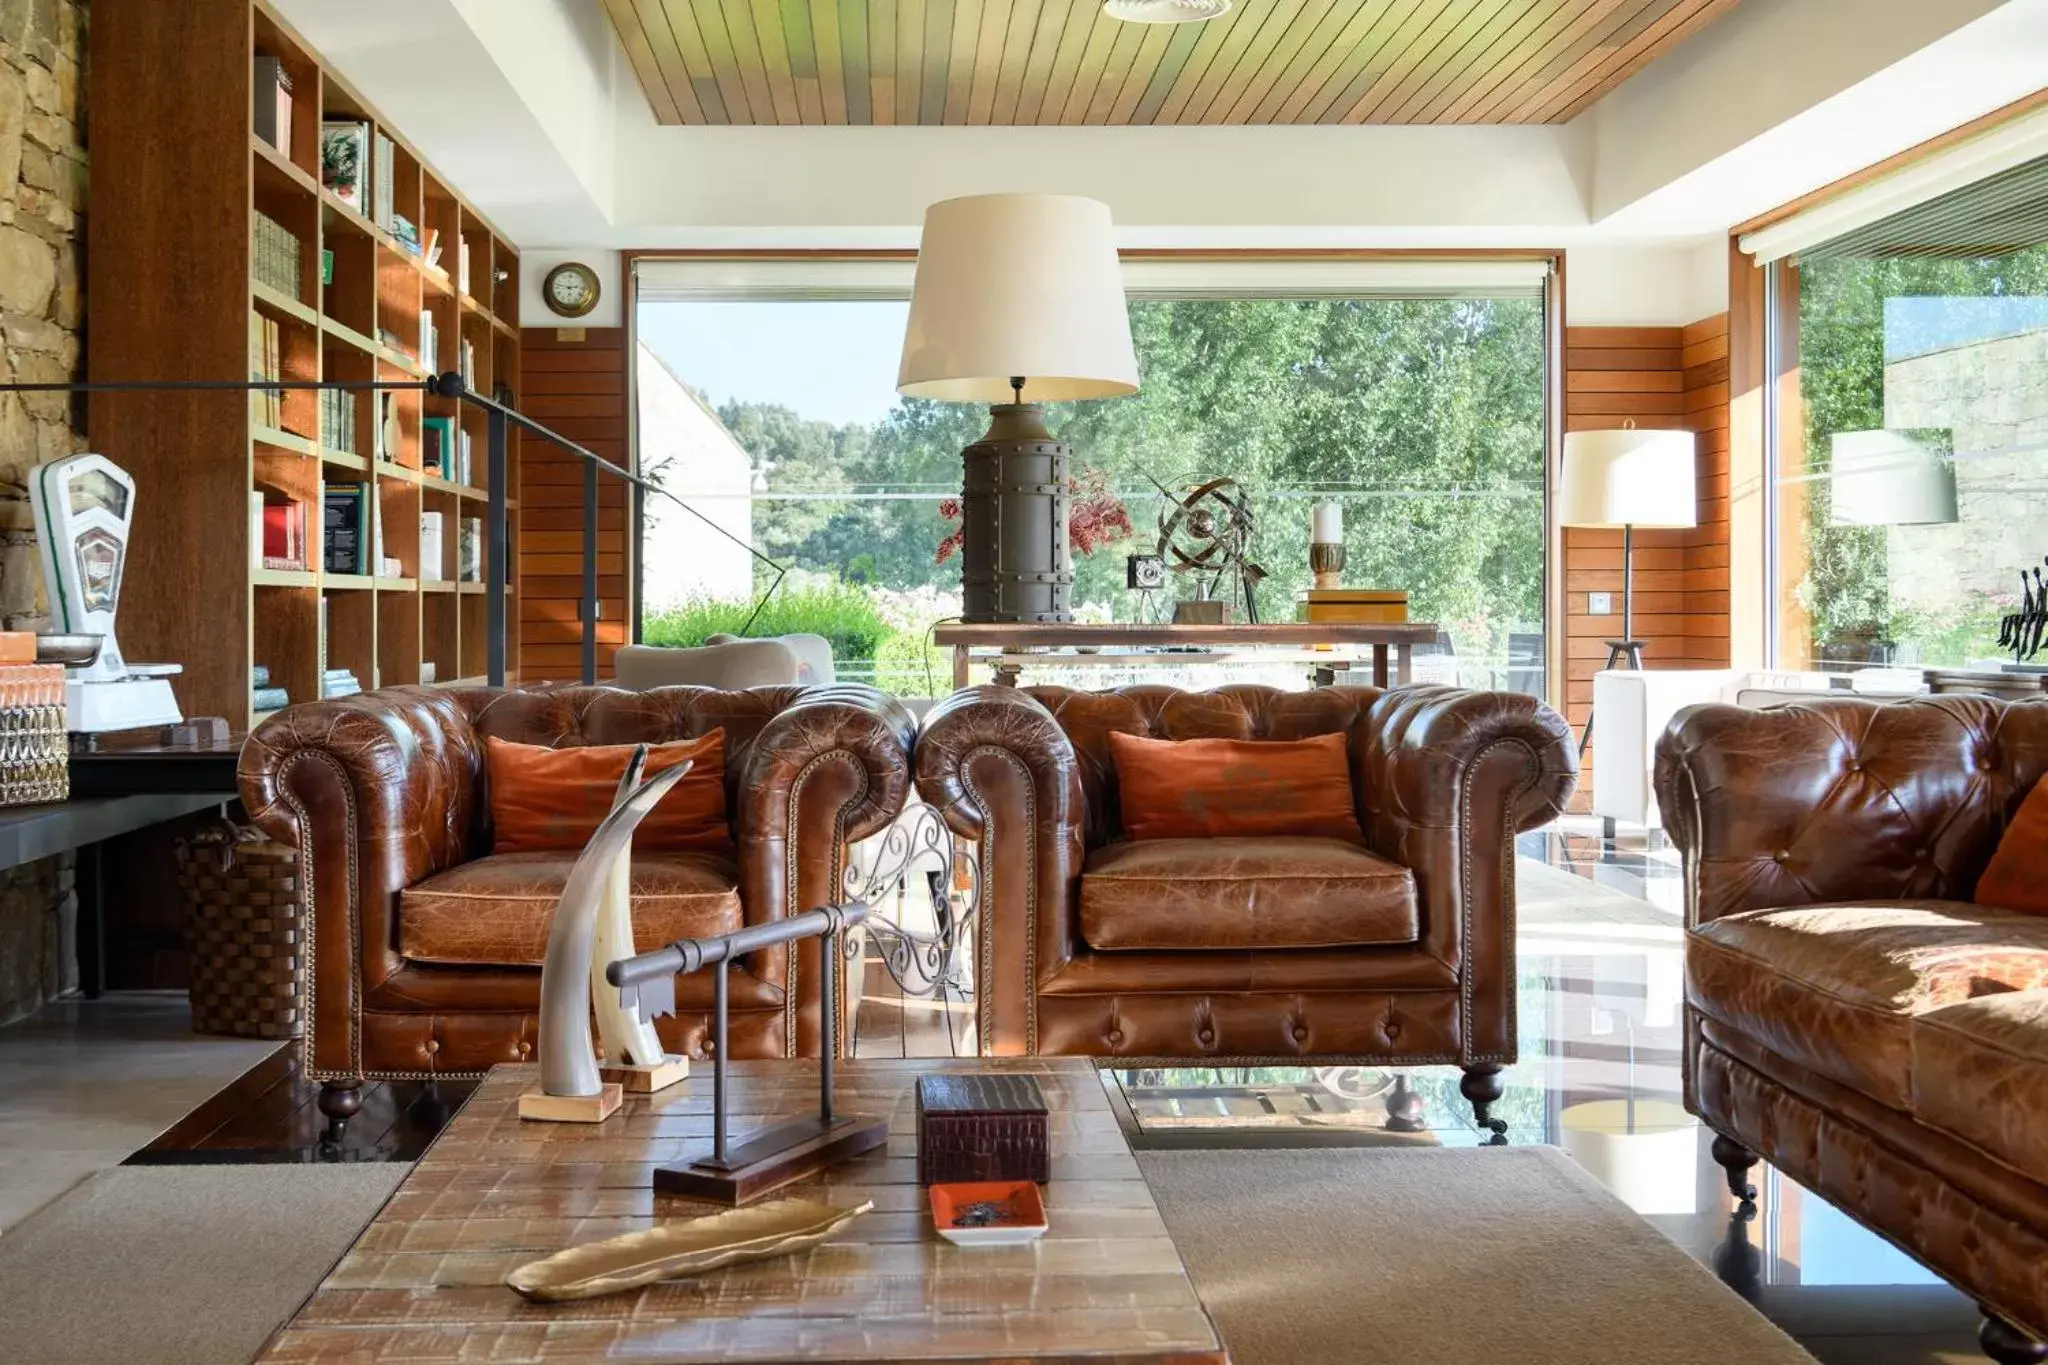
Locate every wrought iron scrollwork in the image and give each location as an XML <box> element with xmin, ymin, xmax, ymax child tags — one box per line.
<box><xmin>841</xmin><ymin>804</ymin><xmax>976</xmax><ymax>1003</ymax></box>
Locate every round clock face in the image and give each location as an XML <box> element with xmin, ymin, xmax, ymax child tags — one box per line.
<box><xmin>545</xmin><ymin>264</ymin><xmax>600</xmax><ymax>317</ymax></box>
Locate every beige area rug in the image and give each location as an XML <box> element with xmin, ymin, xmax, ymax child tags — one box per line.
<box><xmin>1140</xmin><ymin>1146</ymin><xmax>1816</xmax><ymax>1365</ymax></box>
<box><xmin>0</xmin><ymin>1164</ymin><xmax>405</xmax><ymax>1365</ymax></box>
<box><xmin>1517</xmin><ymin>856</ymin><xmax>1682</xmax><ymax>935</ymax></box>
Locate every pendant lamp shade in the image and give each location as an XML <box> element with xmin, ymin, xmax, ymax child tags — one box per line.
<box><xmin>1559</xmin><ymin>426</ymin><xmax>1698</xmax><ymax>529</ymax></box>
<box><xmin>897</xmin><ymin>194</ymin><xmax>1140</xmax><ymax>404</ymax></box>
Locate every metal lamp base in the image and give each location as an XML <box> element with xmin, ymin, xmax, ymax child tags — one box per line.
<box><xmin>960</xmin><ymin>403</ymin><xmax>1073</xmax><ymax>624</ymax></box>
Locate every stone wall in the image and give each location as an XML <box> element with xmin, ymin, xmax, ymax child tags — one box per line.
<box><xmin>0</xmin><ymin>0</ymin><xmax>81</xmax><ymax>1024</ymax></box>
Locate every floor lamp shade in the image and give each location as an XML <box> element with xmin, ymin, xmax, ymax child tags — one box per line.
<box><xmin>1829</xmin><ymin>429</ymin><xmax>1957</xmax><ymax>526</ymax></box>
<box><xmin>1558</xmin><ymin>427</ymin><xmax>1698</xmax><ymax>530</ymax></box>
<box><xmin>899</xmin><ymin>194</ymin><xmax>1139</xmax><ymax>623</ymax></box>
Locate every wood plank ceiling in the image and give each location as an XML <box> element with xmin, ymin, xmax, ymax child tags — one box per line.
<box><xmin>600</xmin><ymin>0</ymin><xmax>1742</xmax><ymax>127</ymax></box>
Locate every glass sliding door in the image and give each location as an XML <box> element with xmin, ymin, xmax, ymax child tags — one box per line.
<box><xmin>633</xmin><ymin>258</ymin><xmax>1551</xmax><ymax>696</ymax></box>
<box><xmin>1771</xmin><ymin>156</ymin><xmax>2048</xmax><ymax>675</ymax></box>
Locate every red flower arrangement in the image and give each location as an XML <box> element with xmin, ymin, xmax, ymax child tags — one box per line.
<box><xmin>936</xmin><ymin>470</ymin><xmax>1134</xmax><ymax>565</ymax></box>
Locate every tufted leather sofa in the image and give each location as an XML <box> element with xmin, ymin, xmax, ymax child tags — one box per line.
<box><xmin>239</xmin><ymin>683</ymin><xmax>914</xmax><ymax>1131</ymax></box>
<box><xmin>915</xmin><ymin>683</ymin><xmax>1577</xmax><ymax>1130</ymax></box>
<box><xmin>1654</xmin><ymin>695</ymin><xmax>2048</xmax><ymax>1361</ymax></box>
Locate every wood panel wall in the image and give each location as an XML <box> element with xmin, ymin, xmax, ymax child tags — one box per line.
<box><xmin>518</xmin><ymin>327</ymin><xmax>631</xmax><ymax>681</ymax></box>
<box><xmin>1561</xmin><ymin>315</ymin><xmax>1731</xmax><ymax>806</ymax></box>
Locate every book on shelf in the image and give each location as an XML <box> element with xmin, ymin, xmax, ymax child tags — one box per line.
<box><xmin>390</xmin><ymin>214</ymin><xmax>422</xmax><ymax>256</ymax></box>
<box><xmin>457</xmin><ymin>237</ymin><xmax>471</xmax><ymax>296</ymax></box>
<box><xmin>420</xmin><ymin>661</ymin><xmax>437</xmax><ymax>685</ymax></box>
<box><xmin>320</xmin><ymin>387</ymin><xmax>356</xmax><ymax>454</ymax></box>
<box><xmin>420</xmin><ymin>510</ymin><xmax>444</xmax><ymax>580</ymax></box>
<box><xmin>419</xmin><ymin>308</ymin><xmax>437</xmax><ymax>373</ymax></box>
<box><xmin>457</xmin><ymin>427</ymin><xmax>473</xmax><ymax>485</ymax></box>
<box><xmin>253</xmin><ymin>55</ymin><xmax>293</xmax><ymax>156</ymax></box>
<box><xmin>320</xmin><ymin>119</ymin><xmax>371</xmax><ymax>212</ymax></box>
<box><xmin>248</xmin><ymin>313</ymin><xmax>283</xmax><ymax>429</ymax></box>
<box><xmin>458</xmin><ymin>516</ymin><xmax>481</xmax><ymax>582</ymax></box>
<box><xmin>317</xmin><ymin>597</ymin><xmax>328</xmax><ymax>677</ymax></box>
<box><xmin>252</xmin><ymin>211</ymin><xmax>302</xmax><ymax>299</ymax></box>
<box><xmin>422</xmin><ymin>415</ymin><xmax>454</xmax><ymax>475</ymax></box>
<box><xmin>256</xmin><ymin>489</ymin><xmax>307</xmax><ymax>571</ymax></box>
<box><xmin>323</xmin><ymin>481</ymin><xmax>368</xmax><ymax>575</ymax></box>
<box><xmin>459</xmin><ymin>338</ymin><xmax>475</xmax><ymax>386</ymax></box>
<box><xmin>372</xmin><ymin>131</ymin><xmax>396</xmax><ymax>232</ymax></box>
<box><xmin>252</xmin><ymin>664</ymin><xmax>271</xmax><ymax>689</ymax></box>
<box><xmin>370</xmin><ymin>490</ymin><xmax>386</xmax><ymax>566</ymax></box>
<box><xmin>252</xmin><ymin>686</ymin><xmax>290</xmax><ymax>711</ymax></box>
<box><xmin>423</xmin><ymin>227</ymin><xmax>443</xmax><ymax>272</ymax></box>
<box><xmin>321</xmin><ymin>669</ymin><xmax>362</xmax><ymax>699</ymax></box>
<box><xmin>375</xmin><ymin>390</ymin><xmax>402</xmax><ymax>462</ymax></box>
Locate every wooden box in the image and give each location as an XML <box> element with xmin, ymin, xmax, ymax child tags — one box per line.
<box><xmin>1300</xmin><ymin>588</ymin><xmax>1410</xmax><ymax>624</ymax></box>
<box><xmin>916</xmin><ymin>1073</ymin><xmax>1050</xmax><ymax>1186</ymax></box>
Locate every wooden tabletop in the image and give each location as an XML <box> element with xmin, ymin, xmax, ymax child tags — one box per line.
<box><xmin>933</xmin><ymin>621</ymin><xmax>1438</xmax><ymax>647</ymax></box>
<box><xmin>258</xmin><ymin>1058</ymin><xmax>1227</xmax><ymax>1364</ymax></box>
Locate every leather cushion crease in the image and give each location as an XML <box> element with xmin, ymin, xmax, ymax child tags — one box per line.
<box><xmin>1080</xmin><ymin>836</ymin><xmax>1417</xmax><ymax>951</ymax></box>
<box><xmin>1656</xmin><ymin>694</ymin><xmax>2048</xmax><ymax>1343</ymax></box>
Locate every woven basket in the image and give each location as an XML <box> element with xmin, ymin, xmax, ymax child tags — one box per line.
<box><xmin>177</xmin><ymin>823</ymin><xmax>305</xmax><ymax>1040</ymax></box>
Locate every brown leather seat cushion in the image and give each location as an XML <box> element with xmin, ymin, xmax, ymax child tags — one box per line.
<box><xmin>401</xmin><ymin>850</ymin><xmax>743</xmax><ymax>967</ymax></box>
<box><xmin>1080</xmin><ymin>837</ymin><xmax>1417</xmax><ymax>952</ymax></box>
<box><xmin>1912</xmin><ymin>988</ymin><xmax>2048</xmax><ymax>1179</ymax></box>
<box><xmin>1688</xmin><ymin>902</ymin><xmax>2048</xmax><ymax>1110</ymax></box>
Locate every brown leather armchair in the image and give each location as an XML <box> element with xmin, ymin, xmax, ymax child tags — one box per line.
<box><xmin>914</xmin><ymin>683</ymin><xmax>1577</xmax><ymax>1131</ymax></box>
<box><xmin>1655</xmin><ymin>695</ymin><xmax>2048</xmax><ymax>1363</ymax></box>
<box><xmin>239</xmin><ymin>683</ymin><xmax>914</xmax><ymax>1132</ymax></box>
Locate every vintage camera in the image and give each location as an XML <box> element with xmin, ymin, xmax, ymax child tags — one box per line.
<box><xmin>1126</xmin><ymin>553</ymin><xmax>1166</xmax><ymax>591</ymax></box>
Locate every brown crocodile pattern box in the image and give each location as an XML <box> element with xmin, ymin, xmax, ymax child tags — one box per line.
<box><xmin>916</xmin><ymin>1072</ymin><xmax>1051</xmax><ymax>1185</ymax></box>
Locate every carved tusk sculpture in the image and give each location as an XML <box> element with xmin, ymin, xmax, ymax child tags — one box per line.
<box><xmin>518</xmin><ymin>746</ymin><xmax>694</xmax><ymax>1124</ymax></box>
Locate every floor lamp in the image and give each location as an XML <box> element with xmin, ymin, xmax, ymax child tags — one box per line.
<box><xmin>1560</xmin><ymin>422</ymin><xmax>1697</xmax><ymax>753</ymax></box>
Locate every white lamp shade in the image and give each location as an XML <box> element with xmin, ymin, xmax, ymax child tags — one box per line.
<box><xmin>1558</xmin><ymin>427</ymin><xmax>1698</xmax><ymax>528</ymax></box>
<box><xmin>1829</xmin><ymin>429</ymin><xmax>1957</xmax><ymax>526</ymax></box>
<box><xmin>898</xmin><ymin>194</ymin><xmax>1140</xmax><ymax>404</ymax></box>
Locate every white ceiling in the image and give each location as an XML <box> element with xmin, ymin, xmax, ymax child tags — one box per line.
<box><xmin>272</xmin><ymin>0</ymin><xmax>2048</xmax><ymax>321</ymax></box>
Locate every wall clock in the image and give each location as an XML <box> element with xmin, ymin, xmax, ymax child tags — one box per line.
<box><xmin>543</xmin><ymin>262</ymin><xmax>602</xmax><ymax>318</ymax></box>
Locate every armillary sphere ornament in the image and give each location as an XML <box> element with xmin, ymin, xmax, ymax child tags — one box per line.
<box><xmin>1149</xmin><ymin>473</ymin><xmax>1268</xmax><ymax>623</ymax></box>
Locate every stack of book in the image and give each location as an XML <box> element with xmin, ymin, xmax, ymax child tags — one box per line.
<box><xmin>253</xmin><ymin>54</ymin><xmax>293</xmax><ymax>156</ymax></box>
<box><xmin>324</xmin><ymin>482</ymin><xmax>368</xmax><ymax>575</ymax></box>
<box><xmin>252</xmin><ymin>664</ymin><xmax>289</xmax><ymax>713</ymax></box>
<box><xmin>248</xmin><ymin>314</ymin><xmax>284</xmax><ymax>428</ymax></box>
<box><xmin>320</xmin><ymin>388</ymin><xmax>356</xmax><ymax>454</ymax></box>
<box><xmin>321</xmin><ymin>667</ymin><xmax>362</xmax><ymax>699</ymax></box>
<box><xmin>252</xmin><ymin>490</ymin><xmax>308</xmax><ymax>571</ymax></box>
<box><xmin>252</xmin><ymin>212</ymin><xmax>302</xmax><ymax>298</ymax></box>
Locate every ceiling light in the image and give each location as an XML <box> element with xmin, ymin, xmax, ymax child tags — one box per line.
<box><xmin>1103</xmin><ymin>0</ymin><xmax>1232</xmax><ymax>23</ymax></box>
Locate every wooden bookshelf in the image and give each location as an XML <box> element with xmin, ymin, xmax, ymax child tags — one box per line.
<box><xmin>88</xmin><ymin>0</ymin><xmax>525</xmax><ymax>727</ymax></box>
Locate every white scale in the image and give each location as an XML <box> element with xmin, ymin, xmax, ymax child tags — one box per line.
<box><xmin>31</xmin><ymin>453</ymin><xmax>184</xmax><ymax>734</ymax></box>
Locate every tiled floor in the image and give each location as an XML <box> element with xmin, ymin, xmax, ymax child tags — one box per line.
<box><xmin>0</xmin><ymin>819</ymin><xmax>1998</xmax><ymax>1360</ymax></box>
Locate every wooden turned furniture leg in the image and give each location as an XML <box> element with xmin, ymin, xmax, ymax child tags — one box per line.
<box><xmin>1981</xmin><ymin>1312</ymin><xmax>2048</xmax><ymax>1364</ymax></box>
<box><xmin>1710</xmin><ymin>1132</ymin><xmax>1760</xmax><ymax>1204</ymax></box>
<box><xmin>1459</xmin><ymin>1064</ymin><xmax>1508</xmax><ymax>1144</ymax></box>
<box><xmin>319</xmin><ymin>1079</ymin><xmax>363</xmax><ymax>1144</ymax></box>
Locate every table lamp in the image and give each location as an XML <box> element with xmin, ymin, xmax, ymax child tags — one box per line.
<box><xmin>1560</xmin><ymin>423</ymin><xmax>1696</xmax><ymax>751</ymax></box>
<box><xmin>898</xmin><ymin>194</ymin><xmax>1138</xmax><ymax>624</ymax></box>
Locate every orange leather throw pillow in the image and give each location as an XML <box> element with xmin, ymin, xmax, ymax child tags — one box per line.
<box><xmin>1978</xmin><ymin>775</ymin><xmax>2048</xmax><ymax>915</ymax></box>
<box><xmin>1107</xmin><ymin>730</ymin><xmax>1366</xmax><ymax>844</ymax></box>
<box><xmin>486</xmin><ymin>731</ymin><xmax>731</xmax><ymax>855</ymax></box>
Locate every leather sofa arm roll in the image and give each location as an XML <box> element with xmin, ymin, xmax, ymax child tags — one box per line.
<box><xmin>1351</xmin><ymin>686</ymin><xmax>1577</xmax><ymax>1062</ymax></box>
<box><xmin>1654</xmin><ymin>694</ymin><xmax>2048</xmax><ymax>925</ymax></box>
<box><xmin>736</xmin><ymin>684</ymin><xmax>918</xmax><ymax>1057</ymax></box>
<box><xmin>914</xmin><ymin>685</ymin><xmax>1087</xmax><ymax>1055</ymax></box>
<box><xmin>238</xmin><ymin>686</ymin><xmax>486</xmax><ymax>1076</ymax></box>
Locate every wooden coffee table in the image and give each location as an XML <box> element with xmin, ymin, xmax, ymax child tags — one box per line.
<box><xmin>257</xmin><ymin>1057</ymin><xmax>1227</xmax><ymax>1363</ymax></box>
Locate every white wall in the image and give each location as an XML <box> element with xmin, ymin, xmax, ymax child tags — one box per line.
<box><xmin>1568</xmin><ymin>240</ymin><xmax>1729</xmax><ymax>326</ymax></box>
<box><xmin>636</xmin><ymin>344</ymin><xmax>753</xmax><ymax>609</ymax></box>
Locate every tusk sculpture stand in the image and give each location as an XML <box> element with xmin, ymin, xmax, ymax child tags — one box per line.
<box><xmin>517</xmin><ymin>747</ymin><xmax>694</xmax><ymax>1124</ymax></box>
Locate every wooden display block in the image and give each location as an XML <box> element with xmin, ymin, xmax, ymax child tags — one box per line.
<box><xmin>518</xmin><ymin>1082</ymin><xmax>622</xmax><ymax>1124</ymax></box>
<box><xmin>654</xmin><ymin>1114</ymin><xmax>889</xmax><ymax>1206</ymax></box>
<box><xmin>601</xmin><ymin>1054</ymin><xmax>691</xmax><ymax>1094</ymax></box>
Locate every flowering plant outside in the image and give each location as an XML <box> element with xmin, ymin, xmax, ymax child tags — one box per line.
<box><xmin>934</xmin><ymin>469</ymin><xmax>1135</xmax><ymax>564</ymax></box>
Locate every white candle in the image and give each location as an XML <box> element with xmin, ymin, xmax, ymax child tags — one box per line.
<box><xmin>1312</xmin><ymin>501</ymin><xmax>1342</xmax><ymax>543</ymax></box>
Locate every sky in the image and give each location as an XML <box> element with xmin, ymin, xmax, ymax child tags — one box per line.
<box><xmin>637</xmin><ymin>300</ymin><xmax>913</xmax><ymax>427</ymax></box>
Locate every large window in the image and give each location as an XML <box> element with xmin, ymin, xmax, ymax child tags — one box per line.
<box><xmin>635</xmin><ymin>260</ymin><xmax>1550</xmax><ymax>695</ymax></box>
<box><xmin>1770</xmin><ymin>156</ymin><xmax>2048</xmax><ymax>675</ymax></box>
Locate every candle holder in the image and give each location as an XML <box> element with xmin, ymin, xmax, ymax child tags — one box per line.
<box><xmin>1310</xmin><ymin>541</ymin><xmax>1347</xmax><ymax>590</ymax></box>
